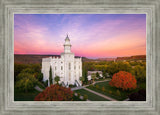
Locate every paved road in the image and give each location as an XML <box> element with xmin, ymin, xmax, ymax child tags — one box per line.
<box><xmin>83</xmin><ymin>87</ymin><xmax>117</xmax><ymax>101</ymax></box>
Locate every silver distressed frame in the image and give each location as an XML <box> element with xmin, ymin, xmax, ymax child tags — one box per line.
<box><xmin>0</xmin><ymin>0</ymin><xmax>160</xmax><ymax>115</ymax></box>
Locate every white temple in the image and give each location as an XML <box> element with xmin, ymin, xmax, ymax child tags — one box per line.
<box><xmin>41</xmin><ymin>35</ymin><xmax>82</xmax><ymax>87</ymax></box>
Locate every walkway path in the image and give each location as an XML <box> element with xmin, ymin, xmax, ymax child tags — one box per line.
<box><xmin>83</xmin><ymin>79</ymin><xmax>111</xmax><ymax>87</ymax></box>
<box><xmin>71</xmin><ymin>86</ymin><xmax>84</xmax><ymax>91</ymax></box>
<box><xmin>71</xmin><ymin>79</ymin><xmax>118</xmax><ymax>101</ymax></box>
<box><xmin>35</xmin><ymin>85</ymin><xmax>43</xmax><ymax>92</ymax></box>
<box><xmin>94</xmin><ymin>79</ymin><xmax>111</xmax><ymax>84</ymax></box>
<box><xmin>83</xmin><ymin>87</ymin><xmax>117</xmax><ymax>101</ymax></box>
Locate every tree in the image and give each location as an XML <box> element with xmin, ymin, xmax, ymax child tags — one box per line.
<box><xmin>49</xmin><ymin>66</ymin><xmax>53</xmax><ymax>85</ymax></box>
<box><xmin>34</xmin><ymin>72</ymin><xmax>43</xmax><ymax>82</ymax></box>
<box><xmin>17</xmin><ymin>72</ymin><xmax>34</xmax><ymax>81</ymax></box>
<box><xmin>54</xmin><ymin>76</ymin><xmax>60</xmax><ymax>84</ymax></box>
<box><xmin>34</xmin><ymin>84</ymin><xmax>73</xmax><ymax>101</ymax></box>
<box><xmin>91</xmin><ymin>73</ymin><xmax>96</xmax><ymax>83</ymax></box>
<box><xmin>31</xmin><ymin>64</ymin><xmax>41</xmax><ymax>73</ymax></box>
<box><xmin>107</xmin><ymin>62</ymin><xmax>119</xmax><ymax>75</ymax></box>
<box><xmin>96</xmin><ymin>72</ymin><xmax>100</xmax><ymax>79</ymax></box>
<box><xmin>43</xmin><ymin>80</ymin><xmax>48</xmax><ymax>87</ymax></box>
<box><xmin>79</xmin><ymin>76</ymin><xmax>85</xmax><ymax>85</ymax></box>
<box><xmin>14</xmin><ymin>63</ymin><xmax>29</xmax><ymax>81</ymax></box>
<box><xmin>15</xmin><ymin>73</ymin><xmax>37</xmax><ymax>92</ymax></box>
<box><xmin>117</xmin><ymin>62</ymin><xmax>132</xmax><ymax>72</ymax></box>
<box><xmin>37</xmin><ymin>73</ymin><xmax>43</xmax><ymax>82</ymax></box>
<box><xmin>109</xmin><ymin>71</ymin><xmax>137</xmax><ymax>91</ymax></box>
<box><xmin>132</xmin><ymin>65</ymin><xmax>146</xmax><ymax>82</ymax></box>
<box><xmin>82</xmin><ymin>63</ymin><xmax>88</xmax><ymax>84</ymax></box>
<box><xmin>102</xmin><ymin>70</ymin><xmax>106</xmax><ymax>78</ymax></box>
<box><xmin>21</xmin><ymin>68</ymin><xmax>35</xmax><ymax>74</ymax></box>
<box><xmin>107</xmin><ymin>62</ymin><xmax>132</xmax><ymax>76</ymax></box>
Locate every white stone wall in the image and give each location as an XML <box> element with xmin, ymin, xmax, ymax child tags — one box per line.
<box><xmin>41</xmin><ymin>57</ymin><xmax>52</xmax><ymax>82</ymax></box>
<box><xmin>41</xmin><ymin>55</ymin><xmax>82</xmax><ymax>86</ymax></box>
<box><xmin>50</xmin><ymin>57</ymin><xmax>64</xmax><ymax>84</ymax></box>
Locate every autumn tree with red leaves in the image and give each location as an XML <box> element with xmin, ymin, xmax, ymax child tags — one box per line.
<box><xmin>109</xmin><ymin>71</ymin><xmax>137</xmax><ymax>91</ymax></box>
<box><xmin>34</xmin><ymin>84</ymin><xmax>73</xmax><ymax>101</ymax></box>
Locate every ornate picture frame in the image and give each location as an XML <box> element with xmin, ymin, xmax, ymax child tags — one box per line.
<box><xmin>0</xmin><ymin>0</ymin><xmax>160</xmax><ymax>115</ymax></box>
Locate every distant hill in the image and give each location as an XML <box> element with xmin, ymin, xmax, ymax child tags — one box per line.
<box><xmin>82</xmin><ymin>57</ymin><xmax>95</xmax><ymax>62</ymax></box>
<box><xmin>14</xmin><ymin>54</ymin><xmax>146</xmax><ymax>64</ymax></box>
<box><xmin>97</xmin><ymin>58</ymin><xmax>116</xmax><ymax>61</ymax></box>
<box><xmin>14</xmin><ymin>54</ymin><xmax>60</xmax><ymax>64</ymax></box>
<box><xmin>14</xmin><ymin>54</ymin><xmax>84</xmax><ymax>64</ymax></box>
<box><xmin>116</xmin><ymin>55</ymin><xmax>146</xmax><ymax>61</ymax></box>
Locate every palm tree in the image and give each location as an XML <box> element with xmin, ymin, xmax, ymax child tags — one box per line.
<box><xmin>54</xmin><ymin>76</ymin><xmax>60</xmax><ymax>84</ymax></box>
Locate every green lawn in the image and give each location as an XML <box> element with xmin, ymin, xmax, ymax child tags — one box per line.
<box><xmin>14</xmin><ymin>89</ymin><xmax>40</xmax><ymax>101</ymax></box>
<box><xmin>15</xmin><ymin>88</ymin><xmax>109</xmax><ymax>101</ymax></box>
<box><xmin>95</xmin><ymin>78</ymin><xmax>111</xmax><ymax>81</ymax></box>
<box><xmin>74</xmin><ymin>89</ymin><xmax>109</xmax><ymax>101</ymax></box>
<box><xmin>86</xmin><ymin>81</ymin><xmax>146</xmax><ymax>101</ymax></box>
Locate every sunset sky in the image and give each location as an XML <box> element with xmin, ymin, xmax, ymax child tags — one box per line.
<box><xmin>14</xmin><ymin>14</ymin><xmax>146</xmax><ymax>59</ymax></box>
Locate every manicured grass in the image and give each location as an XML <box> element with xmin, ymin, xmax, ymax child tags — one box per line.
<box><xmin>95</xmin><ymin>78</ymin><xmax>111</xmax><ymax>81</ymax></box>
<box><xmin>14</xmin><ymin>89</ymin><xmax>40</xmax><ymax>101</ymax></box>
<box><xmin>87</xmin><ymin>81</ymin><xmax>146</xmax><ymax>101</ymax></box>
<box><xmin>74</xmin><ymin>89</ymin><xmax>109</xmax><ymax>101</ymax></box>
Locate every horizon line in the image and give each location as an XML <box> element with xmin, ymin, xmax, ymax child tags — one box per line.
<box><xmin>14</xmin><ymin>53</ymin><xmax>146</xmax><ymax>58</ymax></box>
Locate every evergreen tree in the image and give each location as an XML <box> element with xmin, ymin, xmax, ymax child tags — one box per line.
<box><xmin>96</xmin><ymin>72</ymin><xmax>100</xmax><ymax>78</ymax></box>
<box><xmin>82</xmin><ymin>63</ymin><xmax>88</xmax><ymax>84</ymax></box>
<box><xmin>102</xmin><ymin>70</ymin><xmax>106</xmax><ymax>78</ymax></box>
<box><xmin>54</xmin><ymin>76</ymin><xmax>60</xmax><ymax>84</ymax></box>
<box><xmin>49</xmin><ymin>66</ymin><xmax>53</xmax><ymax>85</ymax></box>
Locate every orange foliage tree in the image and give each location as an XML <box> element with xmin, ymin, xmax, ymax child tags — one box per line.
<box><xmin>34</xmin><ymin>84</ymin><xmax>73</xmax><ymax>101</ymax></box>
<box><xmin>109</xmin><ymin>71</ymin><xmax>137</xmax><ymax>91</ymax></box>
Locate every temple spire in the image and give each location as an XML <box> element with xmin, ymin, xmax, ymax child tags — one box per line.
<box><xmin>65</xmin><ymin>33</ymin><xmax>70</xmax><ymax>41</ymax></box>
<box><xmin>64</xmin><ymin>34</ymin><xmax>71</xmax><ymax>53</ymax></box>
